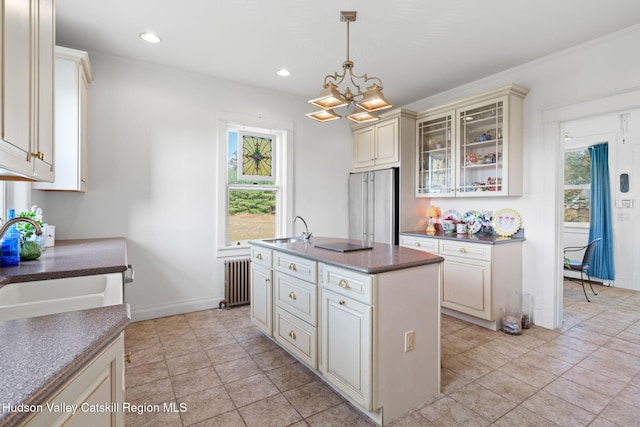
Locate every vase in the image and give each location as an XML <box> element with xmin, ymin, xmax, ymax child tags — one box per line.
<box><xmin>20</xmin><ymin>241</ymin><xmax>42</xmax><ymax>260</ymax></box>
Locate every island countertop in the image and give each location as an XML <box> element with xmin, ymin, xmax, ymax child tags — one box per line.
<box><xmin>0</xmin><ymin>238</ymin><xmax>128</xmax><ymax>288</ymax></box>
<box><xmin>0</xmin><ymin>304</ymin><xmax>131</xmax><ymax>427</ymax></box>
<box><xmin>249</xmin><ymin>236</ymin><xmax>443</xmax><ymax>274</ymax></box>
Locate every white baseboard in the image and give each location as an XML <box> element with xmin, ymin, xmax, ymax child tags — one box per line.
<box><xmin>128</xmin><ymin>295</ymin><xmax>224</xmax><ymax>322</ymax></box>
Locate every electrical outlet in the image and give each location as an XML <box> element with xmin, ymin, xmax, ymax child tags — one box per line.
<box><xmin>404</xmin><ymin>331</ymin><xmax>415</xmax><ymax>352</ymax></box>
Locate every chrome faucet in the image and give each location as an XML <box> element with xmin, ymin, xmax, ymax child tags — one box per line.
<box><xmin>293</xmin><ymin>216</ymin><xmax>312</xmax><ymax>240</ymax></box>
<box><xmin>0</xmin><ymin>218</ymin><xmax>43</xmax><ymax>241</ymax></box>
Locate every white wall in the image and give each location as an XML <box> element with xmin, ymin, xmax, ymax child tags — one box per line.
<box><xmin>405</xmin><ymin>25</ymin><xmax>640</xmax><ymax>329</ymax></box>
<box><xmin>32</xmin><ymin>53</ymin><xmax>353</xmax><ymax>320</ymax></box>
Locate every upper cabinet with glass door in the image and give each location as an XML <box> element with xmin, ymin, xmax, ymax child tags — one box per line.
<box><xmin>416</xmin><ymin>112</ymin><xmax>455</xmax><ymax>196</ymax></box>
<box><xmin>416</xmin><ymin>84</ymin><xmax>528</xmax><ymax>198</ymax></box>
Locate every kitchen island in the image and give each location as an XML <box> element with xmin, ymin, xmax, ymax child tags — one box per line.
<box><xmin>249</xmin><ymin>236</ymin><xmax>443</xmax><ymax>426</ymax></box>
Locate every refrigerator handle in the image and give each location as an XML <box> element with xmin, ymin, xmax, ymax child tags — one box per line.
<box><xmin>361</xmin><ymin>173</ymin><xmax>368</xmax><ymax>241</ymax></box>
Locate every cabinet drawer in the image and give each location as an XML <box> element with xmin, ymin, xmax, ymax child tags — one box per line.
<box><xmin>439</xmin><ymin>240</ymin><xmax>491</xmax><ymax>261</ymax></box>
<box><xmin>274</xmin><ymin>252</ymin><xmax>317</xmax><ymax>283</ymax></box>
<box><xmin>275</xmin><ymin>307</ymin><xmax>317</xmax><ymax>369</ymax></box>
<box><xmin>321</xmin><ymin>264</ymin><xmax>372</xmax><ymax>305</ymax></box>
<box><xmin>275</xmin><ymin>271</ymin><xmax>317</xmax><ymax>326</ymax></box>
<box><xmin>399</xmin><ymin>235</ymin><xmax>438</xmax><ymax>253</ymax></box>
<box><xmin>251</xmin><ymin>246</ymin><xmax>272</xmax><ymax>268</ymax></box>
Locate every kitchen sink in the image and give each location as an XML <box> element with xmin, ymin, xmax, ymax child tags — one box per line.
<box><xmin>262</xmin><ymin>237</ymin><xmax>308</xmax><ymax>244</ymax></box>
<box><xmin>0</xmin><ymin>273</ymin><xmax>124</xmax><ymax>321</ymax></box>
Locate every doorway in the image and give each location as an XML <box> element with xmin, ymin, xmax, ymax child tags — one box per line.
<box><xmin>561</xmin><ymin>112</ymin><xmax>638</xmax><ymax>292</ymax></box>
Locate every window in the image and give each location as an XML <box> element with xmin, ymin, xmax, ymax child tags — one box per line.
<box><xmin>564</xmin><ymin>148</ymin><xmax>591</xmax><ymax>223</ymax></box>
<box><xmin>216</xmin><ymin>112</ymin><xmax>293</xmax><ymax>255</ymax></box>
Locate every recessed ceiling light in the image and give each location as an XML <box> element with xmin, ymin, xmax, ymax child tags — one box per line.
<box><xmin>140</xmin><ymin>32</ymin><xmax>162</xmax><ymax>44</ymax></box>
<box><xmin>276</xmin><ymin>68</ymin><xmax>291</xmax><ymax>77</ymax></box>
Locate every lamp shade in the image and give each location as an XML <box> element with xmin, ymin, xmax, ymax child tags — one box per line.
<box><xmin>356</xmin><ymin>84</ymin><xmax>393</xmax><ymax>112</ymax></box>
<box><xmin>308</xmin><ymin>83</ymin><xmax>349</xmax><ymax>110</ymax></box>
<box><xmin>426</xmin><ymin>205</ymin><xmax>439</xmax><ymax>218</ymax></box>
<box><xmin>346</xmin><ymin>107</ymin><xmax>379</xmax><ymax>123</ymax></box>
<box><xmin>305</xmin><ymin>109</ymin><xmax>341</xmax><ymax>122</ymax></box>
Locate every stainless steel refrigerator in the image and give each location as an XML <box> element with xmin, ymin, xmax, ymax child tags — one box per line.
<box><xmin>348</xmin><ymin>167</ymin><xmax>399</xmax><ymax>245</ymax></box>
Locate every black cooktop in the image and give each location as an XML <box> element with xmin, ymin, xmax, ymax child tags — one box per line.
<box><xmin>314</xmin><ymin>242</ymin><xmax>373</xmax><ymax>253</ymax></box>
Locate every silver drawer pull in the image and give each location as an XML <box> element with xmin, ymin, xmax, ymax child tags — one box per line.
<box><xmin>289</xmin><ymin>330</ymin><xmax>297</xmax><ymax>340</ymax></box>
<box><xmin>338</xmin><ymin>279</ymin><xmax>350</xmax><ymax>289</ymax></box>
<box><xmin>459</xmin><ymin>248</ymin><xmax>467</xmax><ymax>253</ymax></box>
<box><xmin>414</xmin><ymin>242</ymin><xmax>421</xmax><ymax>247</ymax></box>
<box><xmin>289</xmin><ymin>263</ymin><xmax>297</xmax><ymax>271</ymax></box>
<box><xmin>289</xmin><ymin>291</ymin><xmax>297</xmax><ymax>300</ymax></box>
<box><xmin>339</xmin><ymin>300</ymin><xmax>346</xmax><ymax>305</ymax></box>
<box><xmin>256</xmin><ymin>253</ymin><xmax>263</xmax><ymax>260</ymax></box>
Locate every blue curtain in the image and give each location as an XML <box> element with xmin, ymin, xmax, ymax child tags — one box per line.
<box><xmin>588</xmin><ymin>143</ymin><xmax>615</xmax><ymax>280</ymax></box>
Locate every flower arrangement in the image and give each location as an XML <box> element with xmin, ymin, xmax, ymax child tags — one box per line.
<box><xmin>16</xmin><ymin>206</ymin><xmax>44</xmax><ymax>244</ymax></box>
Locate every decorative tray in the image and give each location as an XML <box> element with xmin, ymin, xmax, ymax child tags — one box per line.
<box><xmin>492</xmin><ymin>208</ymin><xmax>521</xmax><ymax>237</ymax></box>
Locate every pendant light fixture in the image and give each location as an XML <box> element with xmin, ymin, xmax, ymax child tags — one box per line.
<box><xmin>306</xmin><ymin>11</ymin><xmax>392</xmax><ymax>123</ymax></box>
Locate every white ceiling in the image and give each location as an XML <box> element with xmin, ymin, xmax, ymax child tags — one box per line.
<box><xmin>56</xmin><ymin>0</ymin><xmax>640</xmax><ymax>107</ymax></box>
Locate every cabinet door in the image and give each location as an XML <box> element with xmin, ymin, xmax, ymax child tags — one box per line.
<box><xmin>0</xmin><ymin>0</ymin><xmax>34</xmax><ymax>176</ymax></box>
<box><xmin>32</xmin><ymin>0</ymin><xmax>55</xmax><ymax>182</ymax></box>
<box><xmin>441</xmin><ymin>255</ymin><xmax>492</xmax><ymax>320</ymax></box>
<box><xmin>416</xmin><ymin>112</ymin><xmax>455</xmax><ymax>197</ymax></box>
<box><xmin>250</xmin><ymin>264</ymin><xmax>272</xmax><ymax>335</ymax></box>
<box><xmin>353</xmin><ymin>126</ymin><xmax>375</xmax><ymax>169</ymax></box>
<box><xmin>374</xmin><ymin>118</ymin><xmax>398</xmax><ymax>166</ymax></box>
<box><xmin>456</xmin><ymin>97</ymin><xmax>506</xmax><ymax>196</ymax></box>
<box><xmin>321</xmin><ymin>289</ymin><xmax>372</xmax><ymax>409</ymax></box>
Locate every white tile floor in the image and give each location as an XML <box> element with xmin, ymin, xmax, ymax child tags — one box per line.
<box><xmin>124</xmin><ymin>281</ymin><xmax>640</xmax><ymax>426</ymax></box>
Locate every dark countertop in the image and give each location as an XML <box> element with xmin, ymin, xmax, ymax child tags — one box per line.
<box><xmin>0</xmin><ymin>304</ymin><xmax>131</xmax><ymax>427</ymax></box>
<box><xmin>249</xmin><ymin>236</ymin><xmax>443</xmax><ymax>274</ymax></box>
<box><xmin>400</xmin><ymin>229</ymin><xmax>526</xmax><ymax>245</ymax></box>
<box><xmin>0</xmin><ymin>238</ymin><xmax>128</xmax><ymax>287</ymax></box>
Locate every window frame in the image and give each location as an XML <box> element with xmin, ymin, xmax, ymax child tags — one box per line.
<box><xmin>216</xmin><ymin>112</ymin><xmax>293</xmax><ymax>258</ymax></box>
<box><xmin>563</xmin><ymin>145</ymin><xmax>591</xmax><ymax>227</ymax></box>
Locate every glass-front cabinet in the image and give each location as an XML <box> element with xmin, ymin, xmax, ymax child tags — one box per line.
<box><xmin>417</xmin><ymin>113</ymin><xmax>455</xmax><ymax>196</ymax></box>
<box><xmin>416</xmin><ymin>84</ymin><xmax>528</xmax><ymax>198</ymax></box>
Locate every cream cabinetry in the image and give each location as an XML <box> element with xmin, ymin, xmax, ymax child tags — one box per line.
<box><xmin>34</xmin><ymin>47</ymin><xmax>93</xmax><ymax>191</ymax></box>
<box><xmin>353</xmin><ymin>117</ymin><xmax>398</xmax><ymax>169</ymax></box>
<box><xmin>352</xmin><ymin>108</ymin><xmax>416</xmax><ymax>172</ymax></box>
<box><xmin>250</xmin><ymin>246</ymin><xmax>273</xmax><ymax>336</ymax></box>
<box><xmin>400</xmin><ymin>233</ymin><xmax>523</xmax><ymax>330</ymax></box>
<box><xmin>249</xmin><ymin>242</ymin><xmax>441</xmax><ymax>425</ymax></box>
<box><xmin>320</xmin><ymin>263</ymin><xmax>372</xmax><ymax>409</ymax></box>
<box><xmin>250</xmin><ymin>247</ymin><xmax>319</xmax><ymax>368</ymax></box>
<box><xmin>416</xmin><ymin>84</ymin><xmax>528</xmax><ymax>197</ymax></box>
<box><xmin>273</xmin><ymin>252</ymin><xmax>318</xmax><ymax>368</ymax></box>
<box><xmin>23</xmin><ymin>333</ymin><xmax>125</xmax><ymax>427</ymax></box>
<box><xmin>0</xmin><ymin>0</ymin><xmax>55</xmax><ymax>181</ymax></box>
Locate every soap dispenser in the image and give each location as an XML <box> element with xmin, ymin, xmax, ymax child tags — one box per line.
<box><xmin>1</xmin><ymin>209</ymin><xmax>20</xmax><ymax>266</ymax></box>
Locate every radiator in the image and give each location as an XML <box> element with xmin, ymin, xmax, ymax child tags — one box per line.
<box><xmin>219</xmin><ymin>258</ymin><xmax>251</xmax><ymax>309</ymax></box>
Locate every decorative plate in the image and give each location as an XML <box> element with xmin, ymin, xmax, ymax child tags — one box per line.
<box><xmin>462</xmin><ymin>210</ymin><xmax>482</xmax><ymax>234</ymax></box>
<box><xmin>493</xmin><ymin>208</ymin><xmax>521</xmax><ymax>237</ymax></box>
<box><xmin>441</xmin><ymin>209</ymin><xmax>461</xmax><ymax>222</ymax></box>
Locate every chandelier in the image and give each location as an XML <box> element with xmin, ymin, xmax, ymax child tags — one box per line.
<box><xmin>306</xmin><ymin>11</ymin><xmax>393</xmax><ymax>123</ymax></box>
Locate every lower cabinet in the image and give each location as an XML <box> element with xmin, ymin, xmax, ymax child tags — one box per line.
<box><xmin>320</xmin><ymin>287</ymin><xmax>372</xmax><ymax>409</ymax></box>
<box><xmin>400</xmin><ymin>233</ymin><xmax>523</xmax><ymax>330</ymax></box>
<box><xmin>250</xmin><ymin>263</ymin><xmax>272</xmax><ymax>336</ymax></box>
<box><xmin>24</xmin><ymin>333</ymin><xmax>125</xmax><ymax>427</ymax></box>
